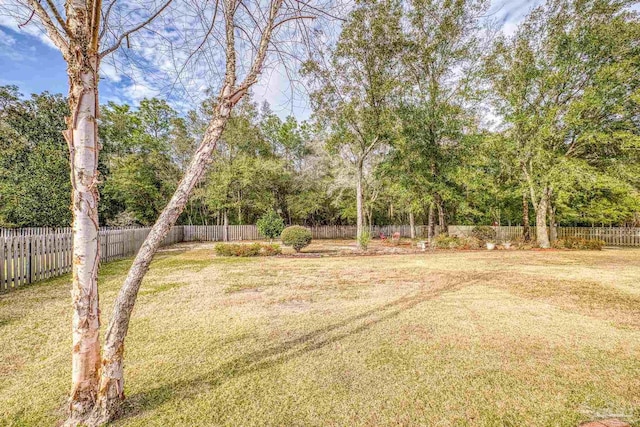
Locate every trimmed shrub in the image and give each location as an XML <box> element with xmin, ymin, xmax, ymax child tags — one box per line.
<box><xmin>471</xmin><ymin>226</ymin><xmax>497</xmax><ymax>243</ymax></box>
<box><xmin>256</xmin><ymin>210</ymin><xmax>285</xmax><ymax>241</ymax></box>
<box><xmin>215</xmin><ymin>243</ymin><xmax>261</xmax><ymax>257</ymax></box>
<box><xmin>552</xmin><ymin>237</ymin><xmax>605</xmax><ymax>250</ymax></box>
<box><xmin>281</xmin><ymin>226</ymin><xmax>312</xmax><ymax>252</ymax></box>
<box><xmin>214</xmin><ymin>242</ymin><xmax>282</xmax><ymax>257</ymax></box>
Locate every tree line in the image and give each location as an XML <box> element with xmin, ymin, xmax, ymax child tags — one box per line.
<box><xmin>2</xmin><ymin>3</ymin><xmax>639</xmax><ymax>242</ymax></box>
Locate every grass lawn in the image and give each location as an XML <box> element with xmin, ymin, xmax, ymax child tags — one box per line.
<box><xmin>1</xmin><ymin>240</ymin><xmax>639</xmax><ymax>426</ymax></box>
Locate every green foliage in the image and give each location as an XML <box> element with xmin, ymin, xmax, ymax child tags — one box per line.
<box><xmin>99</xmin><ymin>99</ymin><xmax>183</xmax><ymax>225</ymax></box>
<box><xmin>471</xmin><ymin>226</ymin><xmax>497</xmax><ymax>243</ymax></box>
<box><xmin>214</xmin><ymin>242</ymin><xmax>282</xmax><ymax>257</ymax></box>
<box><xmin>434</xmin><ymin>234</ymin><xmax>482</xmax><ymax>250</ymax></box>
<box><xmin>485</xmin><ymin>0</ymin><xmax>640</xmax><ymax>228</ymax></box>
<box><xmin>387</xmin><ymin>0</ymin><xmax>488</xmax><ymax>230</ymax></box>
<box><xmin>281</xmin><ymin>226</ymin><xmax>312</xmax><ymax>252</ymax></box>
<box><xmin>358</xmin><ymin>229</ymin><xmax>371</xmax><ymax>250</ymax></box>
<box><xmin>260</xmin><ymin>243</ymin><xmax>283</xmax><ymax>256</ymax></box>
<box><xmin>0</xmin><ymin>87</ymin><xmax>71</xmax><ymax>227</ymax></box>
<box><xmin>256</xmin><ymin>210</ymin><xmax>285</xmax><ymax>240</ymax></box>
<box><xmin>552</xmin><ymin>237</ymin><xmax>605</xmax><ymax>250</ymax></box>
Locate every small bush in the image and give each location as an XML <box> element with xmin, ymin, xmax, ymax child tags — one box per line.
<box><xmin>471</xmin><ymin>226</ymin><xmax>497</xmax><ymax>243</ymax></box>
<box><xmin>256</xmin><ymin>210</ymin><xmax>285</xmax><ymax>241</ymax></box>
<box><xmin>281</xmin><ymin>226</ymin><xmax>312</xmax><ymax>252</ymax></box>
<box><xmin>214</xmin><ymin>242</ymin><xmax>282</xmax><ymax>257</ymax></box>
<box><xmin>358</xmin><ymin>229</ymin><xmax>371</xmax><ymax>250</ymax></box>
<box><xmin>459</xmin><ymin>236</ymin><xmax>482</xmax><ymax>250</ymax></box>
<box><xmin>434</xmin><ymin>234</ymin><xmax>460</xmax><ymax>249</ymax></box>
<box><xmin>215</xmin><ymin>243</ymin><xmax>261</xmax><ymax>257</ymax></box>
<box><xmin>261</xmin><ymin>243</ymin><xmax>282</xmax><ymax>256</ymax></box>
<box><xmin>552</xmin><ymin>237</ymin><xmax>605</xmax><ymax>250</ymax></box>
<box><xmin>434</xmin><ymin>234</ymin><xmax>481</xmax><ymax>250</ymax></box>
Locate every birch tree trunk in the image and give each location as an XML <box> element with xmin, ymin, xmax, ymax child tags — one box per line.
<box><xmin>91</xmin><ymin>91</ymin><xmax>236</xmax><ymax>422</ymax></box>
<box><xmin>522</xmin><ymin>189</ymin><xmax>530</xmax><ymax>242</ymax></box>
<box><xmin>65</xmin><ymin>51</ymin><xmax>102</xmax><ymax>423</ymax></box>
<box><xmin>91</xmin><ymin>0</ymin><xmax>283</xmax><ymax>414</ymax></box>
<box><xmin>58</xmin><ymin>1</ymin><xmax>103</xmax><ymax>421</ymax></box>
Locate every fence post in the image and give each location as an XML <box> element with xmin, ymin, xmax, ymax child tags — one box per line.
<box><xmin>105</xmin><ymin>231</ymin><xmax>109</xmax><ymax>263</ymax></box>
<box><xmin>27</xmin><ymin>237</ymin><xmax>33</xmax><ymax>285</ymax></box>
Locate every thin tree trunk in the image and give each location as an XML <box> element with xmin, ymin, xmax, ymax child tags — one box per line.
<box><xmin>548</xmin><ymin>189</ymin><xmax>557</xmax><ymax>243</ymax></box>
<box><xmin>428</xmin><ymin>203</ymin><xmax>435</xmax><ymax>241</ymax></box>
<box><xmin>91</xmin><ymin>86</ymin><xmax>236</xmax><ymax>423</ymax></box>
<box><xmin>536</xmin><ymin>186</ymin><xmax>550</xmax><ymax>248</ymax></box>
<box><xmin>522</xmin><ymin>189</ymin><xmax>530</xmax><ymax>242</ymax></box>
<box><xmin>409</xmin><ymin>212</ymin><xmax>415</xmax><ymax>239</ymax></box>
<box><xmin>65</xmin><ymin>52</ymin><xmax>102</xmax><ymax>423</ymax></box>
<box><xmin>90</xmin><ymin>0</ymin><xmax>282</xmax><ymax>419</ymax></box>
<box><xmin>356</xmin><ymin>159</ymin><xmax>365</xmax><ymax>247</ymax></box>
<box><xmin>435</xmin><ymin>195</ymin><xmax>448</xmax><ymax>234</ymax></box>
<box><xmin>223</xmin><ymin>209</ymin><xmax>229</xmax><ymax>241</ymax></box>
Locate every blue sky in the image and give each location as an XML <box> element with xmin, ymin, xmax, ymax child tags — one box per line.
<box><xmin>0</xmin><ymin>0</ymin><xmax>537</xmax><ymax>119</ymax></box>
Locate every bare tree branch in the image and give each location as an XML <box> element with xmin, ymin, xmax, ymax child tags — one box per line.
<box><xmin>90</xmin><ymin>0</ymin><xmax>103</xmax><ymax>51</ymax></box>
<box><xmin>230</xmin><ymin>0</ymin><xmax>286</xmax><ymax>101</ymax></box>
<box><xmin>272</xmin><ymin>14</ymin><xmax>316</xmax><ymax>30</ymax></box>
<box><xmin>24</xmin><ymin>0</ymin><xmax>70</xmax><ymax>57</ymax></box>
<box><xmin>99</xmin><ymin>0</ymin><xmax>173</xmax><ymax>58</ymax></box>
<box><xmin>293</xmin><ymin>0</ymin><xmax>345</xmax><ymax>21</ymax></box>
<box><xmin>43</xmin><ymin>0</ymin><xmax>73</xmax><ymax>39</ymax></box>
<box><xmin>99</xmin><ymin>0</ymin><xmax>118</xmax><ymax>40</ymax></box>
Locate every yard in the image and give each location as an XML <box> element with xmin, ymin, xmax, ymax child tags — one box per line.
<box><xmin>1</xmin><ymin>240</ymin><xmax>639</xmax><ymax>426</ymax></box>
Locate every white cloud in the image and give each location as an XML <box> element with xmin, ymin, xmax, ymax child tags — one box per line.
<box><xmin>0</xmin><ymin>13</ymin><xmax>58</xmax><ymax>50</ymax></box>
<box><xmin>100</xmin><ymin>61</ymin><xmax>123</xmax><ymax>83</ymax></box>
<box><xmin>0</xmin><ymin>28</ymin><xmax>16</xmax><ymax>46</ymax></box>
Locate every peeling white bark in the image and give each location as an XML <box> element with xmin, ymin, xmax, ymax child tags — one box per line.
<box><xmin>65</xmin><ymin>55</ymin><xmax>102</xmax><ymax>424</ymax></box>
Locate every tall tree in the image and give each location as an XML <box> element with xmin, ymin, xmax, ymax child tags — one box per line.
<box><xmin>1</xmin><ymin>1</ymin><xmax>173</xmax><ymax>420</ymax></box>
<box><xmin>393</xmin><ymin>0</ymin><xmax>488</xmax><ymax>234</ymax></box>
<box><xmin>486</xmin><ymin>0</ymin><xmax>640</xmax><ymax>247</ymax></box>
<box><xmin>99</xmin><ymin>99</ymin><xmax>183</xmax><ymax>225</ymax></box>
<box><xmin>93</xmin><ymin>0</ymin><xmax>328</xmax><ymax>422</ymax></box>
<box><xmin>304</xmin><ymin>0</ymin><xmax>402</xmax><ymax>246</ymax></box>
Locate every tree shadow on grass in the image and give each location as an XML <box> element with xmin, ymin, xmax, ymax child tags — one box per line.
<box><xmin>122</xmin><ymin>280</ymin><xmax>466</xmax><ymax>420</ymax></box>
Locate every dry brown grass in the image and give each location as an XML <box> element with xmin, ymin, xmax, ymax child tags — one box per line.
<box><xmin>1</xmin><ymin>241</ymin><xmax>639</xmax><ymax>426</ymax></box>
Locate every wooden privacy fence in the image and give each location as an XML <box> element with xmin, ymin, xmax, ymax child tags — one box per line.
<box><xmin>183</xmin><ymin>225</ymin><xmax>420</xmax><ymax>241</ymax></box>
<box><xmin>445</xmin><ymin>225</ymin><xmax>640</xmax><ymax>246</ymax></box>
<box><xmin>183</xmin><ymin>225</ymin><xmax>261</xmax><ymax>242</ymax></box>
<box><xmin>0</xmin><ymin>227</ymin><xmax>183</xmax><ymax>292</ymax></box>
<box><xmin>1</xmin><ymin>224</ymin><xmax>639</xmax><ymax>292</ymax></box>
